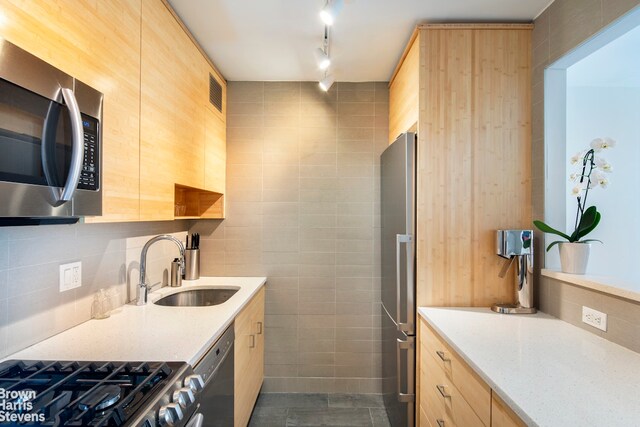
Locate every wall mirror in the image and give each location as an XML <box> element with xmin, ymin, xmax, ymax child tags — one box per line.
<box><xmin>543</xmin><ymin>6</ymin><xmax>640</xmax><ymax>300</ymax></box>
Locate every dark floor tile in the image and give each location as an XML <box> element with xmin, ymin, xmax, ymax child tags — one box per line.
<box><xmin>256</xmin><ymin>393</ymin><xmax>329</xmax><ymax>408</ymax></box>
<box><xmin>249</xmin><ymin>407</ymin><xmax>288</xmax><ymax>427</ymax></box>
<box><xmin>369</xmin><ymin>408</ymin><xmax>391</xmax><ymax>427</ymax></box>
<box><xmin>286</xmin><ymin>407</ymin><xmax>373</xmax><ymax>426</ymax></box>
<box><xmin>328</xmin><ymin>394</ymin><xmax>384</xmax><ymax>408</ymax></box>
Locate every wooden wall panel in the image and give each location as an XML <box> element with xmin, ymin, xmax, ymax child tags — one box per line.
<box><xmin>472</xmin><ymin>29</ymin><xmax>532</xmax><ymax>306</ymax></box>
<box><xmin>0</xmin><ymin>0</ymin><xmax>142</xmax><ymax>222</ymax></box>
<box><xmin>415</xmin><ymin>25</ymin><xmax>532</xmax><ymax>307</ymax></box>
<box><xmin>417</xmin><ymin>29</ymin><xmax>475</xmax><ymax>306</ymax></box>
<box><xmin>389</xmin><ymin>32</ymin><xmax>420</xmax><ymax>143</ymax></box>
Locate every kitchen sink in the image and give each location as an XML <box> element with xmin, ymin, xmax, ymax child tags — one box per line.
<box><xmin>154</xmin><ymin>288</ymin><xmax>239</xmax><ymax>307</ymax></box>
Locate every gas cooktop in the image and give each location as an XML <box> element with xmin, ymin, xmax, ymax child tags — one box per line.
<box><xmin>0</xmin><ymin>360</ymin><xmax>198</xmax><ymax>426</ymax></box>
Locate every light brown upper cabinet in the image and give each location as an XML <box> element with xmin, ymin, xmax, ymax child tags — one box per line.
<box><xmin>0</xmin><ymin>0</ymin><xmax>226</xmax><ymax>222</ymax></box>
<box><xmin>389</xmin><ymin>24</ymin><xmax>533</xmax><ymax>307</ymax></box>
<box><xmin>389</xmin><ymin>32</ymin><xmax>420</xmax><ymax>143</ymax></box>
<box><xmin>0</xmin><ymin>0</ymin><xmax>143</xmax><ymax>222</ymax></box>
<box><xmin>141</xmin><ymin>0</ymin><xmax>226</xmax><ymax>221</ymax></box>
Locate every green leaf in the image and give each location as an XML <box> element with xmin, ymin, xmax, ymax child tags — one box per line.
<box><xmin>546</xmin><ymin>240</ymin><xmax>564</xmax><ymax>252</ymax></box>
<box><xmin>580</xmin><ymin>239</ymin><xmax>603</xmax><ymax>244</ymax></box>
<box><xmin>533</xmin><ymin>220</ymin><xmax>571</xmax><ymax>241</ymax></box>
<box><xmin>576</xmin><ymin>210</ymin><xmax>601</xmax><ymax>241</ymax></box>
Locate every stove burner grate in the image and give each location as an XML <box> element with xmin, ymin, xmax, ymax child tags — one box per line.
<box><xmin>0</xmin><ymin>360</ymin><xmax>175</xmax><ymax>427</ymax></box>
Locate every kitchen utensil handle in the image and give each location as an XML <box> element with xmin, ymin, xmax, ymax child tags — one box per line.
<box><xmin>58</xmin><ymin>87</ymin><xmax>84</xmax><ymax>204</ymax></box>
<box><xmin>436</xmin><ymin>384</ymin><xmax>450</xmax><ymax>399</ymax></box>
<box><xmin>396</xmin><ymin>336</ymin><xmax>415</xmax><ymax>403</ymax></box>
<box><xmin>396</xmin><ymin>233</ymin><xmax>413</xmax><ymax>333</ymax></box>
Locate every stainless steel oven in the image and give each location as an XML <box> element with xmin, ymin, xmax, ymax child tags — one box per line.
<box><xmin>0</xmin><ymin>38</ymin><xmax>103</xmax><ymax>225</ymax></box>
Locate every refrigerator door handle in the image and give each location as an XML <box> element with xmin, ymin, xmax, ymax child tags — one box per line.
<box><xmin>396</xmin><ymin>233</ymin><xmax>414</xmax><ymax>333</ymax></box>
<box><xmin>396</xmin><ymin>336</ymin><xmax>415</xmax><ymax>403</ymax></box>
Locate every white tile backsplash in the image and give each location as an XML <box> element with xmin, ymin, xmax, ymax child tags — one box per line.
<box><xmin>0</xmin><ymin>221</ymin><xmax>189</xmax><ymax>359</ymax></box>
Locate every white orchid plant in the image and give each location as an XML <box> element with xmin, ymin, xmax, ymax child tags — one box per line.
<box><xmin>534</xmin><ymin>137</ymin><xmax>615</xmax><ymax>251</ymax></box>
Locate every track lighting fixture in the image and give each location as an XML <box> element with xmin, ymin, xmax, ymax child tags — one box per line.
<box><xmin>314</xmin><ymin>47</ymin><xmax>331</xmax><ymax>70</ymax></box>
<box><xmin>320</xmin><ymin>0</ymin><xmax>343</xmax><ymax>26</ymax></box>
<box><xmin>314</xmin><ymin>26</ymin><xmax>331</xmax><ymax>70</ymax></box>
<box><xmin>319</xmin><ymin>73</ymin><xmax>335</xmax><ymax>92</ymax></box>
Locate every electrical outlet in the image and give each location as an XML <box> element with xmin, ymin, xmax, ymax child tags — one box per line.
<box><xmin>582</xmin><ymin>306</ymin><xmax>607</xmax><ymax>331</ymax></box>
<box><xmin>59</xmin><ymin>262</ymin><xmax>82</xmax><ymax>292</ymax></box>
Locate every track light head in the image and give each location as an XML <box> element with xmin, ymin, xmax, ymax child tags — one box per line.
<box><xmin>320</xmin><ymin>0</ymin><xmax>343</xmax><ymax>26</ymax></box>
<box><xmin>314</xmin><ymin>47</ymin><xmax>331</xmax><ymax>70</ymax></box>
<box><xmin>318</xmin><ymin>74</ymin><xmax>335</xmax><ymax>92</ymax></box>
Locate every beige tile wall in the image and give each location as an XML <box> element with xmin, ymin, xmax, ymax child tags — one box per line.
<box><xmin>533</xmin><ymin>0</ymin><xmax>640</xmax><ymax>353</ymax></box>
<box><xmin>0</xmin><ymin>221</ymin><xmax>189</xmax><ymax>358</ymax></box>
<box><xmin>192</xmin><ymin>81</ymin><xmax>388</xmax><ymax>393</ymax></box>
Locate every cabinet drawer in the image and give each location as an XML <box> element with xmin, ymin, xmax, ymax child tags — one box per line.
<box><xmin>421</xmin><ymin>319</ymin><xmax>490</xmax><ymax>425</ymax></box>
<box><xmin>422</xmin><ymin>344</ymin><xmax>484</xmax><ymax>427</ymax></box>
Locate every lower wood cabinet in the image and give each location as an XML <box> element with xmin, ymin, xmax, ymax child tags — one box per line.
<box><xmin>234</xmin><ymin>287</ymin><xmax>265</xmax><ymax>427</ymax></box>
<box><xmin>418</xmin><ymin>317</ymin><xmax>525</xmax><ymax>427</ymax></box>
<box><xmin>491</xmin><ymin>394</ymin><xmax>527</xmax><ymax>427</ymax></box>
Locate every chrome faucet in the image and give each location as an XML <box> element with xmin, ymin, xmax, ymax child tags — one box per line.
<box><xmin>137</xmin><ymin>235</ymin><xmax>185</xmax><ymax>306</ymax></box>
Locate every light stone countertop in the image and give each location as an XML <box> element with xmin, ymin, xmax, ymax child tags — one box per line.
<box><xmin>418</xmin><ymin>307</ymin><xmax>640</xmax><ymax>427</ymax></box>
<box><xmin>4</xmin><ymin>277</ymin><xmax>266</xmax><ymax>366</ymax></box>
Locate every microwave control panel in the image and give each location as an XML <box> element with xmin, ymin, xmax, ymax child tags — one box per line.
<box><xmin>78</xmin><ymin>114</ymin><xmax>99</xmax><ymax>191</ymax></box>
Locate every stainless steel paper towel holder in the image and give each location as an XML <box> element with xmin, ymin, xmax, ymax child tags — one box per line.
<box><xmin>491</xmin><ymin>229</ymin><xmax>536</xmax><ymax>314</ymax></box>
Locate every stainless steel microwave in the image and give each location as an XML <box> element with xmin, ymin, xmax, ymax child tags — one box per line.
<box><xmin>0</xmin><ymin>38</ymin><xmax>103</xmax><ymax>225</ymax></box>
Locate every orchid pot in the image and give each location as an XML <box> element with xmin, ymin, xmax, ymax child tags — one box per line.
<box><xmin>558</xmin><ymin>242</ymin><xmax>591</xmax><ymax>274</ymax></box>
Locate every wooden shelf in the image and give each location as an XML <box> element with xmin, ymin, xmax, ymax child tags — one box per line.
<box><xmin>174</xmin><ymin>184</ymin><xmax>224</xmax><ymax>219</ymax></box>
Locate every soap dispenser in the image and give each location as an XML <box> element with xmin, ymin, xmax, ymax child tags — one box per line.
<box><xmin>491</xmin><ymin>230</ymin><xmax>536</xmax><ymax>314</ymax></box>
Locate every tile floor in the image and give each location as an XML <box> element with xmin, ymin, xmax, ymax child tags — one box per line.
<box><xmin>248</xmin><ymin>393</ymin><xmax>391</xmax><ymax>427</ymax></box>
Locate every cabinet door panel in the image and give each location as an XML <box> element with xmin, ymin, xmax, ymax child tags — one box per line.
<box><xmin>204</xmin><ymin>100</ymin><xmax>226</xmax><ymax>194</ymax></box>
<box><xmin>389</xmin><ymin>32</ymin><xmax>419</xmax><ymax>143</ymax></box>
<box><xmin>140</xmin><ymin>0</ymin><xmax>180</xmax><ymax>220</ymax></box>
<box><xmin>234</xmin><ymin>288</ymin><xmax>265</xmax><ymax>427</ymax></box>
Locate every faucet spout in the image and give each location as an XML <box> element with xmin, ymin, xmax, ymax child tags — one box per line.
<box><xmin>137</xmin><ymin>234</ymin><xmax>185</xmax><ymax>305</ymax></box>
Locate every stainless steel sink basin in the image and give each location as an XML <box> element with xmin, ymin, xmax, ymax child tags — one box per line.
<box><xmin>154</xmin><ymin>288</ymin><xmax>238</xmax><ymax>307</ymax></box>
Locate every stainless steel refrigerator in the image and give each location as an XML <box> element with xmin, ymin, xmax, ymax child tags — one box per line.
<box><xmin>381</xmin><ymin>132</ymin><xmax>416</xmax><ymax>427</ymax></box>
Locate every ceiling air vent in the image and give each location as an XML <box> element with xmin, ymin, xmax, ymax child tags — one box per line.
<box><xmin>209</xmin><ymin>74</ymin><xmax>223</xmax><ymax>113</ymax></box>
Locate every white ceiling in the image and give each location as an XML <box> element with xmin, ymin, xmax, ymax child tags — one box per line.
<box><xmin>568</xmin><ymin>24</ymin><xmax>640</xmax><ymax>88</ymax></box>
<box><xmin>167</xmin><ymin>0</ymin><xmax>551</xmax><ymax>82</ymax></box>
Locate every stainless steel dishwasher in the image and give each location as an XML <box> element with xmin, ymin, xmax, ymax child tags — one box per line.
<box><xmin>192</xmin><ymin>323</ymin><xmax>235</xmax><ymax>426</ymax></box>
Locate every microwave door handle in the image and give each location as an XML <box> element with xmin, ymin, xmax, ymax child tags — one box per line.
<box><xmin>58</xmin><ymin>87</ymin><xmax>84</xmax><ymax>204</ymax></box>
<box><xmin>41</xmin><ymin>99</ymin><xmax>62</xmax><ymax>190</ymax></box>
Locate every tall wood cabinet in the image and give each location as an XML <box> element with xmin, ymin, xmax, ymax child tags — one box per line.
<box><xmin>0</xmin><ymin>0</ymin><xmax>226</xmax><ymax>222</ymax></box>
<box><xmin>390</xmin><ymin>24</ymin><xmax>532</xmax><ymax>427</ymax></box>
<box><xmin>389</xmin><ymin>24</ymin><xmax>533</xmax><ymax>308</ymax></box>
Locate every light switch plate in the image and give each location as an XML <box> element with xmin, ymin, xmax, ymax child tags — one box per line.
<box><xmin>59</xmin><ymin>262</ymin><xmax>82</xmax><ymax>292</ymax></box>
<box><xmin>582</xmin><ymin>306</ymin><xmax>607</xmax><ymax>331</ymax></box>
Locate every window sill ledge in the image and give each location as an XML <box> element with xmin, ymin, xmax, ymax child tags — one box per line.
<box><xmin>541</xmin><ymin>269</ymin><xmax>640</xmax><ymax>303</ymax></box>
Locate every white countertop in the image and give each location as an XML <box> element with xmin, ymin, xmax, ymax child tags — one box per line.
<box><xmin>5</xmin><ymin>277</ymin><xmax>266</xmax><ymax>366</ymax></box>
<box><xmin>418</xmin><ymin>307</ymin><xmax>640</xmax><ymax>427</ymax></box>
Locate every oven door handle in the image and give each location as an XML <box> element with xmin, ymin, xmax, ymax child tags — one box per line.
<box><xmin>57</xmin><ymin>87</ymin><xmax>84</xmax><ymax>205</ymax></box>
<box><xmin>186</xmin><ymin>413</ymin><xmax>203</xmax><ymax>427</ymax></box>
